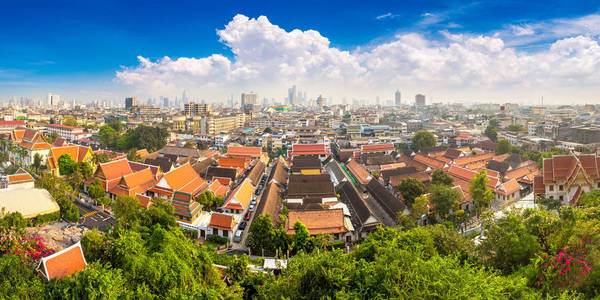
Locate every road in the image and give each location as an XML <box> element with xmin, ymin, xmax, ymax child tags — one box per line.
<box><xmin>74</xmin><ymin>201</ymin><xmax>116</xmax><ymax>231</ymax></box>
<box><xmin>230</xmin><ymin>164</ymin><xmax>271</xmax><ymax>251</ymax></box>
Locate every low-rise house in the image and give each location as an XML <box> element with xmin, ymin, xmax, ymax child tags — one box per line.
<box><xmin>208</xmin><ymin>212</ymin><xmax>238</xmax><ymax>241</ymax></box>
<box><xmin>345</xmin><ymin>159</ymin><xmax>372</xmax><ymax>186</ymax></box>
<box><xmin>37</xmin><ymin>242</ymin><xmax>86</xmax><ymax>281</ymax></box>
<box><xmin>337</xmin><ymin>181</ymin><xmax>381</xmax><ymax>239</ymax></box>
<box><xmin>221</xmin><ymin>178</ymin><xmax>254</xmax><ymax>214</ymax></box>
<box><xmin>6</xmin><ymin>127</ymin><xmax>52</xmax><ymax>166</ymax></box>
<box><xmin>285</xmin><ymin>209</ymin><xmax>350</xmax><ymax>242</ymax></box>
<box><xmin>534</xmin><ymin>154</ymin><xmax>600</xmax><ymax>206</ymax></box>
<box><xmin>286</xmin><ymin>174</ymin><xmax>337</xmax><ymax>205</ymax></box>
<box><xmin>47</xmin><ymin>145</ymin><xmax>95</xmax><ymax>176</ymax></box>
<box><xmin>288</xmin><ymin>143</ymin><xmax>331</xmax><ymax>162</ymax></box>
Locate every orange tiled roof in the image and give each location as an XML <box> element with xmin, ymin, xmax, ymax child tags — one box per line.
<box><xmin>8</xmin><ymin>172</ymin><xmax>34</xmax><ymax>184</ymax></box>
<box><xmin>136</xmin><ymin>194</ymin><xmax>152</xmax><ymax>209</ymax></box>
<box><xmin>346</xmin><ymin>159</ymin><xmax>372</xmax><ymax>185</ymax></box>
<box><xmin>289</xmin><ymin>144</ymin><xmax>330</xmax><ymax>157</ymax></box>
<box><xmin>98</xmin><ymin>159</ymin><xmax>132</xmax><ymax>181</ymax></box>
<box><xmin>218</xmin><ymin>157</ymin><xmax>248</xmax><ymax>169</ymax></box>
<box><xmin>380</xmin><ymin>162</ymin><xmax>406</xmax><ymax>171</ymax></box>
<box><xmin>209</xmin><ymin>213</ymin><xmax>236</xmax><ymax>231</ymax></box>
<box><xmin>533</xmin><ymin>175</ymin><xmax>545</xmax><ymax>194</ymax></box>
<box><xmin>222</xmin><ymin>178</ymin><xmax>254</xmax><ymax>210</ymax></box>
<box><xmin>38</xmin><ymin>242</ymin><xmax>86</xmax><ymax>281</ymax></box>
<box><xmin>49</xmin><ymin>145</ymin><xmax>91</xmax><ymax>169</ymax></box>
<box><xmin>285</xmin><ymin>209</ymin><xmax>347</xmax><ymax>235</ymax></box>
<box><xmin>361</xmin><ymin>143</ymin><xmax>395</xmax><ymax>153</ymax></box>
<box><xmin>448</xmin><ymin>165</ymin><xmax>499</xmax><ymax>189</ymax></box>
<box><xmin>227</xmin><ymin>146</ymin><xmax>262</xmax><ymax>158</ymax></box>
<box><xmin>542</xmin><ymin>154</ymin><xmax>600</xmax><ymax>184</ymax></box>
<box><xmin>454</xmin><ymin>152</ymin><xmax>495</xmax><ymax>167</ymax></box>
<box><xmin>209</xmin><ymin>180</ymin><xmax>230</xmax><ymax>198</ymax></box>
<box><xmin>163</xmin><ymin>163</ymin><xmax>204</xmax><ymax>192</ymax></box>
<box><xmin>496</xmin><ymin>179</ymin><xmax>521</xmax><ymax>196</ymax></box>
<box><xmin>413</xmin><ymin>153</ymin><xmax>446</xmax><ymax>170</ymax></box>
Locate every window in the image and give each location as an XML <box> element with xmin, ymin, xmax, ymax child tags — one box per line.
<box><xmin>559</xmin><ymin>185</ymin><xmax>564</xmax><ymax>191</ymax></box>
<box><xmin>223</xmin><ymin>230</ymin><xmax>228</xmax><ymax>237</ymax></box>
<box><xmin>549</xmin><ymin>185</ymin><xmax>554</xmax><ymax>191</ymax></box>
<box><xmin>559</xmin><ymin>196</ymin><xmax>564</xmax><ymax>201</ymax></box>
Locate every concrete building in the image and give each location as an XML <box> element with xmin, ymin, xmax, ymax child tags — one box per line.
<box><xmin>415</xmin><ymin>94</ymin><xmax>426</xmax><ymax>106</ymax></box>
<box><xmin>125</xmin><ymin>97</ymin><xmax>137</xmax><ymax>109</ymax></box>
<box><xmin>184</xmin><ymin>102</ymin><xmax>212</xmax><ymax>116</ymax></box>
<box><xmin>395</xmin><ymin>90</ymin><xmax>401</xmax><ymax>106</ymax></box>
<box><xmin>207</xmin><ymin>114</ymin><xmax>245</xmax><ymax>135</ymax></box>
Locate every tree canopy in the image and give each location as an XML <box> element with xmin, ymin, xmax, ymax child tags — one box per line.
<box><xmin>411</xmin><ymin>130</ymin><xmax>436</xmax><ymax>150</ymax></box>
<box><xmin>431</xmin><ymin>169</ymin><xmax>453</xmax><ymax>186</ymax></box>
<box><xmin>397</xmin><ymin>177</ymin><xmax>426</xmax><ymax>204</ymax></box>
<box><xmin>57</xmin><ymin>154</ymin><xmax>75</xmax><ymax>176</ymax></box>
<box><xmin>496</xmin><ymin>139</ymin><xmax>511</xmax><ymax>155</ymax></box>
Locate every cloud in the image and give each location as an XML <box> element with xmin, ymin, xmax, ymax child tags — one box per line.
<box><xmin>116</xmin><ymin>14</ymin><xmax>600</xmax><ymax>104</ymax></box>
<box><xmin>510</xmin><ymin>25</ymin><xmax>534</xmax><ymax>36</ymax></box>
<box><xmin>376</xmin><ymin>12</ymin><xmax>393</xmax><ymax>20</ymax></box>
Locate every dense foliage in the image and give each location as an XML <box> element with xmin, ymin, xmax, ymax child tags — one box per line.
<box><xmin>411</xmin><ymin>130</ymin><xmax>436</xmax><ymax>150</ymax></box>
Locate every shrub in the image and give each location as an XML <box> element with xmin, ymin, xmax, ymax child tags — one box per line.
<box><xmin>206</xmin><ymin>234</ymin><xmax>228</xmax><ymax>245</ymax></box>
<box><xmin>35</xmin><ymin>211</ymin><xmax>60</xmax><ymax>225</ymax></box>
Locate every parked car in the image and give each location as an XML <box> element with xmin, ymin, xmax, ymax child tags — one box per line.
<box><xmin>244</xmin><ymin>212</ymin><xmax>251</xmax><ymax>221</ymax></box>
<box><xmin>233</xmin><ymin>230</ymin><xmax>243</xmax><ymax>243</ymax></box>
<box><xmin>238</xmin><ymin>221</ymin><xmax>247</xmax><ymax>230</ymax></box>
<box><xmin>255</xmin><ymin>189</ymin><xmax>261</xmax><ymax>196</ymax></box>
<box><xmin>251</xmin><ymin>199</ymin><xmax>257</xmax><ymax>206</ymax></box>
<box><xmin>249</xmin><ymin>204</ymin><xmax>255</xmax><ymax>211</ymax></box>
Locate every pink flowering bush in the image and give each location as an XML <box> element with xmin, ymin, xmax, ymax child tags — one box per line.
<box><xmin>0</xmin><ymin>234</ymin><xmax>55</xmax><ymax>268</ymax></box>
<box><xmin>537</xmin><ymin>246</ymin><xmax>592</xmax><ymax>290</ymax></box>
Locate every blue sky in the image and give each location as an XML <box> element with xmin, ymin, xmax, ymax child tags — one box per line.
<box><xmin>1</xmin><ymin>0</ymin><xmax>600</xmax><ymax>103</ymax></box>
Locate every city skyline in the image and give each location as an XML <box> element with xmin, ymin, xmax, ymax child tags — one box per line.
<box><xmin>2</xmin><ymin>1</ymin><xmax>600</xmax><ymax>104</ymax></box>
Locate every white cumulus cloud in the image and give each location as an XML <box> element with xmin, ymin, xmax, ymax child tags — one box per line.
<box><xmin>115</xmin><ymin>14</ymin><xmax>600</xmax><ymax>104</ymax></box>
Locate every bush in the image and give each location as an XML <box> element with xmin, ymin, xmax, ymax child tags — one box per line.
<box><xmin>325</xmin><ymin>240</ymin><xmax>346</xmax><ymax>251</ymax></box>
<box><xmin>206</xmin><ymin>234</ymin><xmax>228</xmax><ymax>245</ymax></box>
<box><xmin>34</xmin><ymin>211</ymin><xmax>60</xmax><ymax>225</ymax></box>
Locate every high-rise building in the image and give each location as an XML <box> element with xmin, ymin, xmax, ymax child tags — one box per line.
<box><xmin>47</xmin><ymin>93</ymin><xmax>60</xmax><ymax>106</ymax></box>
<box><xmin>288</xmin><ymin>85</ymin><xmax>297</xmax><ymax>106</ymax></box>
<box><xmin>395</xmin><ymin>90</ymin><xmax>401</xmax><ymax>106</ymax></box>
<box><xmin>125</xmin><ymin>97</ymin><xmax>137</xmax><ymax>109</ymax></box>
<box><xmin>163</xmin><ymin>97</ymin><xmax>169</xmax><ymax>107</ymax></box>
<box><xmin>415</xmin><ymin>94</ymin><xmax>426</xmax><ymax>106</ymax></box>
<box><xmin>241</xmin><ymin>92</ymin><xmax>258</xmax><ymax>107</ymax></box>
<box><xmin>185</xmin><ymin>102</ymin><xmax>212</xmax><ymax>116</ymax></box>
<box><xmin>316</xmin><ymin>95</ymin><xmax>326</xmax><ymax>107</ymax></box>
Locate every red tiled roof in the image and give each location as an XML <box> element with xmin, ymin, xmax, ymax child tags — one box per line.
<box><xmin>98</xmin><ymin>159</ymin><xmax>132</xmax><ymax>181</ymax></box>
<box><xmin>209</xmin><ymin>180</ymin><xmax>230</xmax><ymax>198</ymax></box>
<box><xmin>0</xmin><ymin>120</ymin><xmax>26</xmax><ymax>126</ymax></box>
<box><xmin>47</xmin><ymin>123</ymin><xmax>83</xmax><ymax>130</ymax></box>
<box><xmin>533</xmin><ymin>175</ymin><xmax>545</xmax><ymax>194</ymax></box>
<box><xmin>571</xmin><ymin>186</ymin><xmax>583</xmax><ymax>205</ymax></box>
<box><xmin>218</xmin><ymin>157</ymin><xmax>248</xmax><ymax>169</ymax></box>
<box><xmin>227</xmin><ymin>146</ymin><xmax>262</xmax><ymax>158</ymax></box>
<box><xmin>289</xmin><ymin>143</ymin><xmax>330</xmax><ymax>157</ymax></box>
<box><xmin>38</xmin><ymin>242</ymin><xmax>86</xmax><ymax>281</ymax></box>
<box><xmin>361</xmin><ymin>143</ymin><xmax>394</xmax><ymax>153</ymax></box>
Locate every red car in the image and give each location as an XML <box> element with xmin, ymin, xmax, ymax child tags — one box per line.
<box><xmin>244</xmin><ymin>212</ymin><xmax>251</xmax><ymax>221</ymax></box>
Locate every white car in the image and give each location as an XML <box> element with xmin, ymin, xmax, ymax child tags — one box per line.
<box><xmin>233</xmin><ymin>230</ymin><xmax>243</xmax><ymax>242</ymax></box>
<box><xmin>249</xmin><ymin>204</ymin><xmax>255</xmax><ymax>211</ymax></box>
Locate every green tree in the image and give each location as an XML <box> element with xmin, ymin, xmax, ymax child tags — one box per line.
<box><xmin>139</xmin><ymin>197</ymin><xmax>176</xmax><ymax>228</ymax></box>
<box><xmin>87</xmin><ymin>179</ymin><xmax>105</xmax><ymax>200</ymax></box>
<box><xmin>47</xmin><ymin>132</ymin><xmax>59</xmax><ymax>144</ymax></box>
<box><xmin>470</xmin><ymin>170</ymin><xmax>494</xmax><ymax>217</ymax></box>
<box><xmin>0</xmin><ymin>212</ymin><xmax>30</xmax><ymax>233</ymax></box>
<box><xmin>108</xmin><ymin>119</ymin><xmax>123</xmax><ymax>132</ymax></box>
<box><xmin>247</xmin><ymin>215</ymin><xmax>275</xmax><ymax>254</ymax></box>
<box><xmin>97</xmin><ymin>196</ymin><xmax>112</xmax><ymax>209</ymax></box>
<box><xmin>183</xmin><ymin>141</ymin><xmax>196</xmax><ymax>149</ymax></box>
<box><xmin>431</xmin><ymin>169</ymin><xmax>453</xmax><ymax>186</ymax></box>
<box><xmin>32</xmin><ymin>153</ymin><xmax>42</xmax><ymax>171</ymax></box>
<box><xmin>484</xmin><ymin>125</ymin><xmax>498</xmax><ymax>142</ymax></box>
<box><xmin>488</xmin><ymin>119</ymin><xmax>500</xmax><ymax>128</ymax></box>
<box><xmin>75</xmin><ymin>161</ymin><xmax>93</xmax><ymax>180</ymax></box>
<box><xmin>62</xmin><ymin>116</ymin><xmax>78</xmax><ymax>127</ymax></box>
<box><xmin>99</xmin><ymin>125</ymin><xmax>119</xmax><ymax>148</ymax></box>
<box><xmin>81</xmin><ymin>228</ymin><xmax>106</xmax><ymax>262</ymax></box>
<box><xmin>580</xmin><ymin>190</ymin><xmax>600</xmax><ymax>208</ymax></box>
<box><xmin>411</xmin><ymin>130</ymin><xmax>436</xmax><ymax>150</ymax></box>
<box><xmin>496</xmin><ymin>139</ymin><xmax>511</xmax><ymax>155</ymax></box>
<box><xmin>126</xmin><ymin>148</ymin><xmax>141</xmax><ymax>162</ymax></box>
<box><xmin>478</xmin><ymin>214</ymin><xmax>540</xmax><ymax>274</ymax></box>
<box><xmin>113</xmin><ymin>195</ymin><xmax>140</xmax><ymax>226</ymax></box>
<box><xmin>117</xmin><ymin>125</ymin><xmax>168</xmax><ymax>152</ymax></box>
<box><xmin>226</xmin><ymin>254</ymin><xmax>250</xmax><ymax>282</ymax></box>
<box><xmin>58</xmin><ymin>154</ymin><xmax>75</xmax><ymax>176</ymax></box>
<box><xmin>412</xmin><ymin>195</ymin><xmax>430</xmax><ymax>221</ymax></box>
<box><xmin>507</xmin><ymin>124</ymin><xmax>524</xmax><ymax>132</ymax></box>
<box><xmin>263</xmin><ymin>127</ymin><xmax>272</xmax><ymax>134</ymax></box>
<box><xmin>429</xmin><ymin>184</ymin><xmax>461</xmax><ymax>220</ymax></box>
<box><xmin>292</xmin><ymin>221</ymin><xmax>311</xmax><ymax>253</ymax></box>
<box><xmin>397</xmin><ymin>177</ymin><xmax>425</xmax><ymax>204</ymax></box>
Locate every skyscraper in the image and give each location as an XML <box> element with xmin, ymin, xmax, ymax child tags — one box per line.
<box><xmin>163</xmin><ymin>97</ymin><xmax>169</xmax><ymax>107</ymax></box>
<box><xmin>395</xmin><ymin>90</ymin><xmax>401</xmax><ymax>106</ymax></box>
<box><xmin>415</xmin><ymin>94</ymin><xmax>426</xmax><ymax>106</ymax></box>
<box><xmin>241</xmin><ymin>92</ymin><xmax>258</xmax><ymax>107</ymax></box>
<box><xmin>47</xmin><ymin>93</ymin><xmax>60</xmax><ymax>106</ymax></box>
<box><xmin>316</xmin><ymin>95</ymin><xmax>326</xmax><ymax>107</ymax></box>
<box><xmin>288</xmin><ymin>85</ymin><xmax>297</xmax><ymax>106</ymax></box>
<box><xmin>125</xmin><ymin>97</ymin><xmax>137</xmax><ymax>109</ymax></box>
